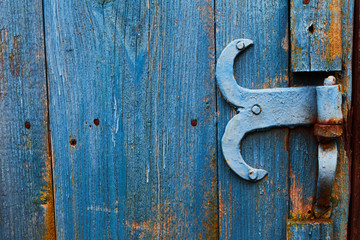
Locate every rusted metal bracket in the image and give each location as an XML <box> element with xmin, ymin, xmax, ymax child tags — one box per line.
<box><xmin>216</xmin><ymin>39</ymin><xmax>343</xmax><ymax>211</ymax></box>
<box><xmin>314</xmin><ymin>77</ymin><xmax>343</xmax><ymax>217</ymax></box>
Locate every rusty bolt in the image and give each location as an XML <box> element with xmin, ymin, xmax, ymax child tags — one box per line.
<box><xmin>236</xmin><ymin>41</ymin><xmax>245</xmax><ymax>50</ymax></box>
<box><xmin>314</xmin><ymin>124</ymin><xmax>343</xmax><ymax>142</ymax></box>
<box><xmin>252</xmin><ymin>105</ymin><xmax>262</xmax><ymax>115</ymax></box>
<box><xmin>303</xmin><ymin>0</ymin><xmax>310</xmax><ymax>4</ymax></box>
<box><xmin>249</xmin><ymin>170</ymin><xmax>258</xmax><ymax>180</ymax></box>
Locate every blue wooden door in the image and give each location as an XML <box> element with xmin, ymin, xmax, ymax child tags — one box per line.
<box><xmin>0</xmin><ymin>0</ymin><xmax>354</xmax><ymax>239</ymax></box>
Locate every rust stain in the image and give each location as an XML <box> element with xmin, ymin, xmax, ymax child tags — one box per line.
<box><xmin>41</xmin><ymin>89</ymin><xmax>56</xmax><ymax>239</ymax></box>
<box><xmin>288</xmin><ymin>218</ymin><xmax>333</xmax><ymax>225</ymax></box>
<box><xmin>127</xmin><ymin>220</ymin><xmax>152</xmax><ymax>231</ymax></box>
<box><xmin>126</xmin><ymin>218</ymin><xmax>159</xmax><ymax>240</ymax></box>
<box><xmin>200</xmin><ymin>152</ymin><xmax>219</xmax><ymax>239</ymax></box>
<box><xmin>219</xmin><ymin>183</ymin><xmax>233</xmax><ymax>238</ymax></box>
<box><xmin>314</xmin><ymin>123</ymin><xmax>343</xmax><ymax>140</ymax></box>
<box><xmin>160</xmin><ymin>199</ymin><xmax>173</xmax><ymax>240</ymax></box>
<box><xmin>317</xmin><ymin>118</ymin><xmax>344</xmax><ymax>125</ymax></box>
<box><xmin>290</xmin><ymin>24</ymin><xmax>302</xmax><ymax>70</ymax></box>
<box><xmin>40</xmin><ymin>153</ymin><xmax>56</xmax><ymax>240</ymax></box>
<box><xmin>329</xmin><ymin>0</ymin><xmax>342</xmax><ymax>62</ymax></box>
<box><xmin>291</xmin><ymin>0</ymin><xmax>342</xmax><ymax>70</ymax></box>
<box><xmin>289</xmin><ymin>172</ymin><xmax>314</xmax><ymax>220</ymax></box>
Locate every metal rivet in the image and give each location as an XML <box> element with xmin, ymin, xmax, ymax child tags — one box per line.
<box><xmin>236</xmin><ymin>41</ymin><xmax>245</xmax><ymax>50</ymax></box>
<box><xmin>249</xmin><ymin>170</ymin><xmax>258</xmax><ymax>180</ymax></box>
<box><xmin>324</xmin><ymin>76</ymin><xmax>336</xmax><ymax>86</ymax></box>
<box><xmin>252</xmin><ymin>105</ymin><xmax>262</xmax><ymax>115</ymax></box>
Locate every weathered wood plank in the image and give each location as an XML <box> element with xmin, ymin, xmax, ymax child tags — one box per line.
<box><xmin>289</xmin><ymin>128</ymin><xmax>317</xmax><ymax>220</ymax></box>
<box><xmin>0</xmin><ymin>0</ymin><xmax>55</xmax><ymax>239</ymax></box>
<box><xmin>289</xmin><ymin>1</ymin><xmax>354</xmax><ymax>240</ymax></box>
<box><xmin>216</xmin><ymin>1</ymin><xmax>290</xmax><ymax>239</ymax></box>
<box><xmin>44</xmin><ymin>0</ymin><xmax>217</xmax><ymax>239</ymax></box>
<box><xmin>331</xmin><ymin>1</ymin><xmax>354</xmax><ymax>239</ymax></box>
<box><xmin>291</xmin><ymin>0</ymin><xmax>342</xmax><ymax>72</ymax></box>
<box><xmin>287</xmin><ymin>219</ymin><xmax>333</xmax><ymax>240</ymax></box>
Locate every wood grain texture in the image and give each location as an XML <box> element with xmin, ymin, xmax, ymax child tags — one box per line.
<box><xmin>287</xmin><ymin>219</ymin><xmax>333</xmax><ymax>240</ymax></box>
<box><xmin>289</xmin><ymin>1</ymin><xmax>354</xmax><ymax>240</ymax></box>
<box><xmin>288</xmin><ymin>128</ymin><xmax>317</xmax><ymax>220</ymax></box>
<box><xmin>0</xmin><ymin>0</ymin><xmax>55</xmax><ymax>239</ymax></box>
<box><xmin>44</xmin><ymin>0</ymin><xmax>217</xmax><ymax>239</ymax></box>
<box><xmin>216</xmin><ymin>1</ymin><xmax>353</xmax><ymax>239</ymax></box>
<box><xmin>216</xmin><ymin>1</ymin><xmax>290</xmax><ymax>239</ymax></box>
<box><xmin>291</xmin><ymin>0</ymin><xmax>342</xmax><ymax>72</ymax></box>
<box><xmin>0</xmin><ymin>0</ymin><xmax>351</xmax><ymax>239</ymax></box>
<box><xmin>322</xmin><ymin>1</ymin><xmax>353</xmax><ymax>239</ymax></box>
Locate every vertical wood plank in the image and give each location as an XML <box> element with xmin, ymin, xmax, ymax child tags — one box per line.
<box><xmin>44</xmin><ymin>0</ymin><xmax>217</xmax><ymax>239</ymax></box>
<box><xmin>289</xmin><ymin>1</ymin><xmax>354</xmax><ymax>240</ymax></box>
<box><xmin>145</xmin><ymin>1</ymin><xmax>218</xmax><ymax>239</ymax></box>
<box><xmin>291</xmin><ymin>0</ymin><xmax>342</xmax><ymax>72</ymax></box>
<box><xmin>331</xmin><ymin>2</ymin><xmax>353</xmax><ymax>239</ymax></box>
<box><xmin>287</xmin><ymin>220</ymin><xmax>333</xmax><ymax>240</ymax></box>
<box><xmin>289</xmin><ymin>128</ymin><xmax>317</xmax><ymax>220</ymax></box>
<box><xmin>0</xmin><ymin>0</ymin><xmax>55</xmax><ymax>239</ymax></box>
<box><xmin>216</xmin><ymin>1</ymin><xmax>290</xmax><ymax>239</ymax></box>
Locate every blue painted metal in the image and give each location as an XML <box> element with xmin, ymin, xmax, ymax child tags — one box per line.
<box><xmin>315</xmin><ymin>141</ymin><xmax>338</xmax><ymax>218</ymax></box>
<box><xmin>216</xmin><ymin>39</ymin><xmax>343</xmax><ymax>182</ymax></box>
<box><xmin>316</xmin><ymin>79</ymin><xmax>343</xmax><ymax>124</ymax></box>
<box><xmin>313</xmin><ymin>78</ymin><xmax>343</xmax><ymax>218</ymax></box>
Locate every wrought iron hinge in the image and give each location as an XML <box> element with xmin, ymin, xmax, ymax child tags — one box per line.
<box><xmin>216</xmin><ymin>39</ymin><xmax>343</xmax><ymax>217</ymax></box>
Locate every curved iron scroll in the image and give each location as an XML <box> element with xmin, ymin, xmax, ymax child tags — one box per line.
<box><xmin>216</xmin><ymin>39</ymin><xmax>318</xmax><ymax>182</ymax></box>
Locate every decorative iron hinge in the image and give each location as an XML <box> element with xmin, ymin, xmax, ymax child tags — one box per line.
<box><xmin>216</xmin><ymin>39</ymin><xmax>343</xmax><ymax>216</ymax></box>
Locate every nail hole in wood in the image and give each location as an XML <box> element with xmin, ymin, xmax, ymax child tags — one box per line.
<box><xmin>94</xmin><ymin>118</ymin><xmax>100</xmax><ymax>126</ymax></box>
<box><xmin>70</xmin><ymin>139</ymin><xmax>77</xmax><ymax>146</ymax></box>
<box><xmin>308</xmin><ymin>24</ymin><xmax>315</xmax><ymax>34</ymax></box>
<box><xmin>191</xmin><ymin>119</ymin><xmax>198</xmax><ymax>127</ymax></box>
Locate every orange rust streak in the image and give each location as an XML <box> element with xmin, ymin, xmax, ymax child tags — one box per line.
<box><xmin>42</xmin><ymin>91</ymin><xmax>56</xmax><ymax>239</ymax></box>
<box><xmin>314</xmin><ymin>124</ymin><xmax>343</xmax><ymax>139</ymax></box>
<box><xmin>329</xmin><ymin>0</ymin><xmax>342</xmax><ymax>61</ymax></box>
<box><xmin>289</xmin><ymin>172</ymin><xmax>314</xmax><ymax>220</ymax></box>
<box><xmin>42</xmin><ymin>154</ymin><xmax>56</xmax><ymax>240</ymax></box>
<box><xmin>201</xmin><ymin>152</ymin><xmax>219</xmax><ymax>240</ymax></box>
<box><xmin>219</xmin><ymin>183</ymin><xmax>233</xmax><ymax>238</ymax></box>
